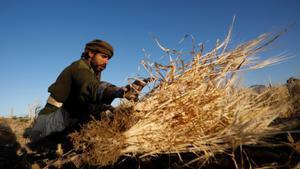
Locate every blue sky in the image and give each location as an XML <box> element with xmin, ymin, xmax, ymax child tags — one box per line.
<box><xmin>0</xmin><ymin>0</ymin><xmax>299</xmax><ymax>116</ymax></box>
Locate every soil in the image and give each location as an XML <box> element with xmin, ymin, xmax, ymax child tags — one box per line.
<box><xmin>1</xmin><ymin>116</ymin><xmax>300</xmax><ymax>169</ymax></box>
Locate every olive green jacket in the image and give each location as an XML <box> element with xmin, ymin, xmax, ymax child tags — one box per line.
<box><xmin>39</xmin><ymin>58</ymin><xmax>113</xmax><ymax>118</ymax></box>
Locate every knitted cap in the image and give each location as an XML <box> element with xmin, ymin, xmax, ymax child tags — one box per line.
<box><xmin>85</xmin><ymin>39</ymin><xmax>114</xmax><ymax>58</ymax></box>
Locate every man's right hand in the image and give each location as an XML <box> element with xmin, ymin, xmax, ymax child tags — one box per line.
<box><xmin>87</xmin><ymin>103</ymin><xmax>115</xmax><ymax>119</ymax></box>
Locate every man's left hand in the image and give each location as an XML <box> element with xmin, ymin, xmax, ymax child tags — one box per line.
<box><xmin>124</xmin><ymin>77</ymin><xmax>154</xmax><ymax>101</ymax></box>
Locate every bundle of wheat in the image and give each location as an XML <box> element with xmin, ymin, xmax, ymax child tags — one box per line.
<box><xmin>70</xmin><ymin>29</ymin><xmax>295</xmax><ymax>166</ymax></box>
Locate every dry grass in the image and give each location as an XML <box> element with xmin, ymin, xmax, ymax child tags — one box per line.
<box><xmin>70</xmin><ymin>29</ymin><xmax>295</xmax><ymax>166</ymax></box>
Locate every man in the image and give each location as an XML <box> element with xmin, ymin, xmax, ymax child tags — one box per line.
<box><xmin>25</xmin><ymin>39</ymin><xmax>145</xmax><ymax>142</ymax></box>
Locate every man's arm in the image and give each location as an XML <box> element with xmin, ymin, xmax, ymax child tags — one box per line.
<box><xmin>72</xmin><ymin>68</ymin><xmax>126</xmax><ymax>105</ymax></box>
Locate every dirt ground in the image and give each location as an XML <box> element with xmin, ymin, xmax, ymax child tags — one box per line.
<box><xmin>1</xmin><ymin>116</ymin><xmax>300</xmax><ymax>169</ymax></box>
<box><xmin>0</xmin><ymin>117</ymin><xmax>33</xmax><ymax>146</ymax></box>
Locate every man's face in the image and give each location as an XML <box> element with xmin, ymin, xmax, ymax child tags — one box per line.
<box><xmin>90</xmin><ymin>52</ymin><xmax>110</xmax><ymax>73</ymax></box>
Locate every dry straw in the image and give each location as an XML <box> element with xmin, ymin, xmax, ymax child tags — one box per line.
<box><xmin>70</xmin><ymin>27</ymin><xmax>295</xmax><ymax>166</ymax></box>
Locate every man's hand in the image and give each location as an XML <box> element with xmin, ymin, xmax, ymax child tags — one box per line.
<box><xmin>102</xmin><ymin>109</ymin><xmax>115</xmax><ymax>121</ymax></box>
<box><xmin>87</xmin><ymin>103</ymin><xmax>115</xmax><ymax>119</ymax></box>
<box><xmin>124</xmin><ymin>77</ymin><xmax>154</xmax><ymax>101</ymax></box>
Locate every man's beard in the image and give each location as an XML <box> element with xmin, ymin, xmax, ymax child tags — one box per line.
<box><xmin>92</xmin><ymin>64</ymin><xmax>106</xmax><ymax>74</ymax></box>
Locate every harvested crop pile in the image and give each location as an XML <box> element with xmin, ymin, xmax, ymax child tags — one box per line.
<box><xmin>70</xmin><ymin>29</ymin><xmax>296</xmax><ymax>167</ymax></box>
